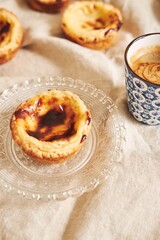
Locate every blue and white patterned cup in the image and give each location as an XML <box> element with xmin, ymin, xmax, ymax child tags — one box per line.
<box><xmin>124</xmin><ymin>33</ymin><xmax>160</xmax><ymax>125</ymax></box>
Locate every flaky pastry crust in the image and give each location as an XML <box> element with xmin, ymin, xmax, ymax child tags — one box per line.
<box><xmin>10</xmin><ymin>89</ymin><xmax>92</xmax><ymax>164</ymax></box>
<box><xmin>27</xmin><ymin>0</ymin><xmax>71</xmax><ymax>13</ymax></box>
<box><xmin>0</xmin><ymin>8</ymin><xmax>23</xmax><ymax>64</ymax></box>
<box><xmin>61</xmin><ymin>1</ymin><xmax>123</xmax><ymax>50</ymax></box>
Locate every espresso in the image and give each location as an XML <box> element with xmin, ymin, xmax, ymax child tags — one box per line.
<box><xmin>130</xmin><ymin>45</ymin><xmax>160</xmax><ymax>85</ymax></box>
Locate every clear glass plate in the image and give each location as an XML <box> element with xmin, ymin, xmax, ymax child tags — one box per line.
<box><xmin>0</xmin><ymin>77</ymin><xmax>126</xmax><ymax>200</ymax></box>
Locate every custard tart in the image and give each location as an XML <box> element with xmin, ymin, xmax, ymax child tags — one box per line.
<box><xmin>27</xmin><ymin>0</ymin><xmax>71</xmax><ymax>13</ymax></box>
<box><xmin>61</xmin><ymin>1</ymin><xmax>123</xmax><ymax>50</ymax></box>
<box><xmin>0</xmin><ymin>8</ymin><xmax>23</xmax><ymax>64</ymax></box>
<box><xmin>10</xmin><ymin>89</ymin><xmax>92</xmax><ymax>164</ymax></box>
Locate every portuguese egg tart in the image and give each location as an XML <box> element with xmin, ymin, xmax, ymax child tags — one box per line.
<box><xmin>61</xmin><ymin>1</ymin><xmax>123</xmax><ymax>50</ymax></box>
<box><xmin>27</xmin><ymin>0</ymin><xmax>71</xmax><ymax>13</ymax></box>
<box><xmin>10</xmin><ymin>89</ymin><xmax>92</xmax><ymax>164</ymax></box>
<box><xmin>0</xmin><ymin>8</ymin><xmax>23</xmax><ymax>64</ymax></box>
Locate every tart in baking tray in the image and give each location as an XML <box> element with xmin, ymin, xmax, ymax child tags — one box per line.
<box><xmin>10</xmin><ymin>89</ymin><xmax>92</xmax><ymax>164</ymax></box>
<box><xmin>61</xmin><ymin>1</ymin><xmax>123</xmax><ymax>50</ymax></box>
<box><xmin>27</xmin><ymin>0</ymin><xmax>71</xmax><ymax>13</ymax></box>
<box><xmin>0</xmin><ymin>8</ymin><xmax>23</xmax><ymax>64</ymax></box>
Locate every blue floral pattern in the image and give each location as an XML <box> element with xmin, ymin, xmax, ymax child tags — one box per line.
<box><xmin>125</xmin><ymin>65</ymin><xmax>160</xmax><ymax>125</ymax></box>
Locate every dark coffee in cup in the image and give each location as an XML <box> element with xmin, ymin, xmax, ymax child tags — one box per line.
<box><xmin>130</xmin><ymin>45</ymin><xmax>160</xmax><ymax>85</ymax></box>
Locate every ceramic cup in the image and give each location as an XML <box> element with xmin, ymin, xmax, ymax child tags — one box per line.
<box><xmin>124</xmin><ymin>32</ymin><xmax>160</xmax><ymax>125</ymax></box>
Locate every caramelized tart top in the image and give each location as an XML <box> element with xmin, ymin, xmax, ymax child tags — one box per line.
<box><xmin>61</xmin><ymin>1</ymin><xmax>123</xmax><ymax>41</ymax></box>
<box><xmin>10</xmin><ymin>89</ymin><xmax>92</xmax><ymax>163</ymax></box>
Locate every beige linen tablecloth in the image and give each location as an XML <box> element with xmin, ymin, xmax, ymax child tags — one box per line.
<box><xmin>0</xmin><ymin>0</ymin><xmax>160</xmax><ymax>239</ymax></box>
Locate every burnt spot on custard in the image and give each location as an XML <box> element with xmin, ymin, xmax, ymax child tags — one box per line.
<box><xmin>86</xmin><ymin>111</ymin><xmax>91</xmax><ymax>125</ymax></box>
<box><xmin>116</xmin><ymin>20</ymin><xmax>123</xmax><ymax>31</ymax></box>
<box><xmin>37</xmin><ymin>97</ymin><xmax>43</xmax><ymax>107</ymax></box>
<box><xmin>15</xmin><ymin>107</ymin><xmax>31</xmax><ymax>118</ymax></box>
<box><xmin>104</xmin><ymin>20</ymin><xmax>122</xmax><ymax>36</ymax></box>
<box><xmin>80</xmin><ymin>134</ymin><xmax>87</xmax><ymax>143</ymax></box>
<box><xmin>93</xmin><ymin>4</ymin><xmax>98</xmax><ymax>10</ymax></box>
<box><xmin>104</xmin><ymin>13</ymin><xmax>123</xmax><ymax>36</ymax></box>
<box><xmin>62</xmin><ymin>23</ymin><xmax>66</xmax><ymax>27</ymax></box>
<box><xmin>104</xmin><ymin>28</ymin><xmax>114</xmax><ymax>36</ymax></box>
<box><xmin>15</xmin><ymin>98</ymin><xmax>78</xmax><ymax>142</ymax></box>
<box><xmin>85</xmin><ymin>19</ymin><xmax>106</xmax><ymax>30</ymax></box>
<box><xmin>79</xmin><ymin>37</ymin><xmax>84</xmax><ymax>41</ymax></box>
<box><xmin>95</xmin><ymin>18</ymin><xmax>106</xmax><ymax>28</ymax></box>
<box><xmin>79</xmin><ymin>112</ymin><xmax>91</xmax><ymax>143</ymax></box>
<box><xmin>0</xmin><ymin>20</ymin><xmax>10</xmax><ymax>43</ymax></box>
<box><xmin>83</xmin><ymin>18</ymin><xmax>106</xmax><ymax>30</ymax></box>
<box><xmin>84</xmin><ymin>13</ymin><xmax>122</xmax><ymax>32</ymax></box>
<box><xmin>39</xmin><ymin>105</ymin><xmax>66</xmax><ymax>127</ymax></box>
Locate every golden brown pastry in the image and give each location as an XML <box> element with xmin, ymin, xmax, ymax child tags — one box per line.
<box><xmin>27</xmin><ymin>0</ymin><xmax>71</xmax><ymax>13</ymax></box>
<box><xmin>10</xmin><ymin>89</ymin><xmax>92</xmax><ymax>164</ymax></box>
<box><xmin>61</xmin><ymin>1</ymin><xmax>123</xmax><ymax>50</ymax></box>
<box><xmin>0</xmin><ymin>8</ymin><xmax>23</xmax><ymax>64</ymax></box>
